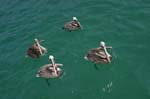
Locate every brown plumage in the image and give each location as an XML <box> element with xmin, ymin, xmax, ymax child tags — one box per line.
<box><xmin>63</xmin><ymin>21</ymin><xmax>80</xmax><ymax>31</ymax></box>
<box><xmin>36</xmin><ymin>55</ymin><xmax>63</xmax><ymax>79</ymax></box>
<box><xmin>62</xmin><ymin>17</ymin><xmax>82</xmax><ymax>31</ymax></box>
<box><xmin>27</xmin><ymin>44</ymin><xmax>45</xmax><ymax>58</ymax></box>
<box><xmin>26</xmin><ymin>39</ymin><xmax>47</xmax><ymax>58</ymax></box>
<box><xmin>84</xmin><ymin>47</ymin><xmax>112</xmax><ymax>64</ymax></box>
<box><xmin>36</xmin><ymin>64</ymin><xmax>63</xmax><ymax>79</ymax></box>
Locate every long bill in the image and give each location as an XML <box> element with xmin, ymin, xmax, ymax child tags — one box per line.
<box><xmin>49</xmin><ymin>56</ymin><xmax>57</xmax><ymax>75</ymax></box>
<box><xmin>50</xmin><ymin>58</ymin><xmax>55</xmax><ymax>67</ymax></box>
<box><xmin>103</xmin><ymin>46</ymin><xmax>111</xmax><ymax>63</ymax></box>
<box><xmin>78</xmin><ymin>22</ymin><xmax>83</xmax><ymax>29</ymax></box>
<box><xmin>34</xmin><ymin>39</ymin><xmax>43</xmax><ymax>55</ymax></box>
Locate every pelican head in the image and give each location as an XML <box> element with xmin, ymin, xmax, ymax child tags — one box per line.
<box><xmin>73</xmin><ymin>17</ymin><xmax>78</xmax><ymax>21</ymax></box>
<box><xmin>34</xmin><ymin>38</ymin><xmax>38</xmax><ymax>42</ymax></box>
<box><xmin>100</xmin><ymin>41</ymin><xmax>105</xmax><ymax>47</ymax></box>
<box><xmin>49</xmin><ymin>55</ymin><xmax>54</xmax><ymax>60</ymax></box>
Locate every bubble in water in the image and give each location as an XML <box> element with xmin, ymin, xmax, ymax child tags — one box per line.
<box><xmin>102</xmin><ymin>88</ymin><xmax>106</xmax><ymax>92</ymax></box>
<box><xmin>110</xmin><ymin>81</ymin><xmax>112</xmax><ymax>87</ymax></box>
<box><xmin>108</xmin><ymin>89</ymin><xmax>111</xmax><ymax>93</ymax></box>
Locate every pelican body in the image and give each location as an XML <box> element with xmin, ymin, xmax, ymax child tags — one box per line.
<box><xmin>36</xmin><ymin>55</ymin><xmax>63</xmax><ymax>79</ymax></box>
<box><xmin>36</xmin><ymin>64</ymin><xmax>63</xmax><ymax>79</ymax></box>
<box><xmin>62</xmin><ymin>17</ymin><xmax>83</xmax><ymax>31</ymax></box>
<box><xmin>84</xmin><ymin>41</ymin><xmax>112</xmax><ymax>64</ymax></box>
<box><xmin>27</xmin><ymin>39</ymin><xmax>47</xmax><ymax>58</ymax></box>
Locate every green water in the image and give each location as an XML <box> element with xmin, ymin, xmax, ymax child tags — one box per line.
<box><xmin>0</xmin><ymin>0</ymin><xmax>150</xmax><ymax>99</ymax></box>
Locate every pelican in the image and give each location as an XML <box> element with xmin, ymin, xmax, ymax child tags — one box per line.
<box><xmin>84</xmin><ymin>41</ymin><xmax>112</xmax><ymax>64</ymax></box>
<box><xmin>62</xmin><ymin>17</ymin><xmax>83</xmax><ymax>31</ymax></box>
<box><xmin>36</xmin><ymin>55</ymin><xmax>63</xmax><ymax>79</ymax></box>
<box><xmin>26</xmin><ymin>38</ymin><xmax>47</xmax><ymax>58</ymax></box>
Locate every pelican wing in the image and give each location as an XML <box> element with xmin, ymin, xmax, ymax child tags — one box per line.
<box><xmin>56</xmin><ymin>63</ymin><xmax>63</xmax><ymax>67</ymax></box>
<box><xmin>37</xmin><ymin>64</ymin><xmax>61</xmax><ymax>79</ymax></box>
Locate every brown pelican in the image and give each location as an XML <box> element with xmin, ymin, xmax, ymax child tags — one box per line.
<box><xmin>26</xmin><ymin>38</ymin><xmax>47</xmax><ymax>58</ymax></box>
<box><xmin>62</xmin><ymin>17</ymin><xmax>83</xmax><ymax>31</ymax></box>
<box><xmin>36</xmin><ymin>55</ymin><xmax>63</xmax><ymax>79</ymax></box>
<box><xmin>84</xmin><ymin>41</ymin><xmax>112</xmax><ymax>64</ymax></box>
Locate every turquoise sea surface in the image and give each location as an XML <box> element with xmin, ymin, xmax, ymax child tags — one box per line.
<box><xmin>0</xmin><ymin>0</ymin><xmax>150</xmax><ymax>99</ymax></box>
